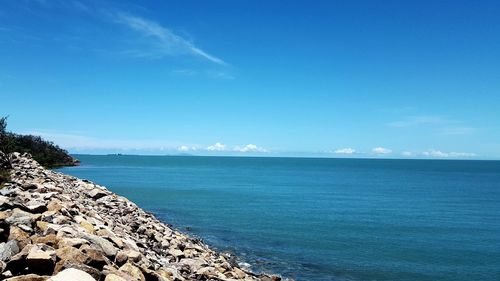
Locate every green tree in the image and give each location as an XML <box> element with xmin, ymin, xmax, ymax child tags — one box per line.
<box><xmin>0</xmin><ymin>116</ymin><xmax>11</xmax><ymax>185</ymax></box>
<box><xmin>0</xmin><ymin>116</ymin><xmax>78</xmax><ymax>168</ymax></box>
<box><xmin>0</xmin><ymin>116</ymin><xmax>12</xmax><ymax>155</ymax></box>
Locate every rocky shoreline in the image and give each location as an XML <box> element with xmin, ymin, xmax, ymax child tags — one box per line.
<box><xmin>0</xmin><ymin>153</ymin><xmax>283</xmax><ymax>281</ymax></box>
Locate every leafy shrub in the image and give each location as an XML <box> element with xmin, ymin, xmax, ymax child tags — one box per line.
<box><xmin>0</xmin><ymin>116</ymin><xmax>78</xmax><ymax>168</ymax></box>
<box><xmin>0</xmin><ymin>168</ymin><xmax>9</xmax><ymax>188</ymax></box>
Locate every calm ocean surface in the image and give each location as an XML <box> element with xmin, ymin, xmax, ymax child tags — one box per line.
<box><xmin>58</xmin><ymin>155</ymin><xmax>500</xmax><ymax>281</ymax></box>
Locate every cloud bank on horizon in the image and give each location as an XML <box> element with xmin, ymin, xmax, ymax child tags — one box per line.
<box><xmin>22</xmin><ymin>130</ymin><xmax>478</xmax><ymax>159</ymax></box>
<box><xmin>334</xmin><ymin>148</ymin><xmax>356</xmax><ymax>154</ymax></box>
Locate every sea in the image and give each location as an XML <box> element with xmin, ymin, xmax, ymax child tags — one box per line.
<box><xmin>57</xmin><ymin>155</ymin><xmax>500</xmax><ymax>281</ymax></box>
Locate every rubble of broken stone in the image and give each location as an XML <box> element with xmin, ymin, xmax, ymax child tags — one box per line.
<box><xmin>0</xmin><ymin>152</ymin><xmax>283</xmax><ymax>281</ymax></box>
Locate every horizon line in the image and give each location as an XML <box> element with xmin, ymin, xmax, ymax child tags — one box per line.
<box><xmin>68</xmin><ymin>153</ymin><xmax>500</xmax><ymax>162</ymax></box>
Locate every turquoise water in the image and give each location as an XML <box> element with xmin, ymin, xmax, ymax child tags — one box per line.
<box><xmin>58</xmin><ymin>155</ymin><xmax>500</xmax><ymax>281</ymax></box>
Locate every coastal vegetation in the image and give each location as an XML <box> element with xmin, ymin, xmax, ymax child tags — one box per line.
<box><xmin>0</xmin><ymin>116</ymin><xmax>78</xmax><ymax>187</ymax></box>
<box><xmin>0</xmin><ymin>165</ymin><xmax>8</xmax><ymax>189</ymax></box>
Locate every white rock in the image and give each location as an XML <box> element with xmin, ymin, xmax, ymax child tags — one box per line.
<box><xmin>49</xmin><ymin>268</ymin><xmax>96</xmax><ymax>281</ymax></box>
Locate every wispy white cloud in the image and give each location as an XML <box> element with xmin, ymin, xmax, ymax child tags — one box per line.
<box><xmin>422</xmin><ymin>150</ymin><xmax>448</xmax><ymax>157</ymax></box>
<box><xmin>372</xmin><ymin>147</ymin><xmax>392</xmax><ymax>154</ymax></box>
<box><xmin>440</xmin><ymin>127</ymin><xmax>475</xmax><ymax>136</ymax></box>
<box><xmin>334</xmin><ymin>148</ymin><xmax>356</xmax><ymax>154</ymax></box>
<box><xmin>233</xmin><ymin>144</ymin><xmax>268</xmax><ymax>153</ymax></box>
<box><xmin>114</xmin><ymin>13</ymin><xmax>225</xmax><ymax>65</ymax></box>
<box><xmin>207</xmin><ymin>71</ymin><xmax>234</xmax><ymax>80</ymax></box>
<box><xmin>388</xmin><ymin>115</ymin><xmax>477</xmax><ymax>137</ymax></box>
<box><xmin>180</xmin><ymin>143</ymin><xmax>269</xmax><ymax>153</ymax></box>
<box><xmin>170</xmin><ymin>69</ymin><xmax>235</xmax><ymax>80</ymax></box>
<box><xmin>422</xmin><ymin>150</ymin><xmax>476</xmax><ymax>158</ymax></box>
<box><xmin>23</xmin><ymin>130</ymin><xmax>173</xmax><ymax>151</ymax></box>
<box><xmin>401</xmin><ymin>151</ymin><xmax>415</xmax><ymax>157</ymax></box>
<box><xmin>206</xmin><ymin>142</ymin><xmax>227</xmax><ymax>151</ymax></box>
<box><xmin>178</xmin><ymin>145</ymin><xmax>189</xmax><ymax>152</ymax></box>
<box><xmin>387</xmin><ymin>115</ymin><xmax>444</xmax><ymax>128</ymax></box>
<box><xmin>448</xmin><ymin>152</ymin><xmax>477</xmax><ymax>157</ymax></box>
<box><xmin>171</xmin><ymin>69</ymin><xmax>197</xmax><ymax>76</ymax></box>
<box><xmin>177</xmin><ymin>145</ymin><xmax>198</xmax><ymax>152</ymax></box>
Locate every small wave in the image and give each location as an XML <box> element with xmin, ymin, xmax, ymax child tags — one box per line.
<box><xmin>238</xmin><ymin>262</ymin><xmax>252</xmax><ymax>269</ymax></box>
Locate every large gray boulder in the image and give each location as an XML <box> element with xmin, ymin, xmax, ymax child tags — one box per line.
<box><xmin>5</xmin><ymin>208</ymin><xmax>36</xmax><ymax>226</ymax></box>
<box><xmin>79</xmin><ymin>233</ymin><xmax>118</xmax><ymax>258</ymax></box>
<box><xmin>0</xmin><ymin>241</ymin><xmax>20</xmax><ymax>261</ymax></box>
<box><xmin>22</xmin><ymin>200</ymin><xmax>47</xmax><ymax>214</ymax></box>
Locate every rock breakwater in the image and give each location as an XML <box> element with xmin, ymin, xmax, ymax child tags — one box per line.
<box><xmin>0</xmin><ymin>153</ymin><xmax>282</xmax><ymax>281</ymax></box>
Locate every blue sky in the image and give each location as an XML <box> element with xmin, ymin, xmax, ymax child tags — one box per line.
<box><xmin>1</xmin><ymin>0</ymin><xmax>499</xmax><ymax>159</ymax></box>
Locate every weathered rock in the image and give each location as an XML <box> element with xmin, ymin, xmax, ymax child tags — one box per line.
<box><xmin>86</xmin><ymin>189</ymin><xmax>107</xmax><ymax>200</ymax></box>
<box><xmin>79</xmin><ymin>233</ymin><xmax>118</xmax><ymax>257</ymax></box>
<box><xmin>0</xmin><ymin>195</ymin><xmax>13</xmax><ymax>210</ymax></box>
<box><xmin>0</xmin><ymin>210</ymin><xmax>11</xmax><ymax>221</ymax></box>
<box><xmin>4</xmin><ymin>273</ymin><xmax>48</xmax><ymax>281</ymax></box>
<box><xmin>21</xmin><ymin>183</ymin><xmax>41</xmax><ymax>190</ymax></box>
<box><xmin>140</xmin><ymin>267</ymin><xmax>171</xmax><ymax>281</ymax></box>
<box><xmin>57</xmin><ymin>237</ymin><xmax>88</xmax><ymax>248</ymax></box>
<box><xmin>53</xmin><ymin>260</ymin><xmax>100</xmax><ymax>280</ymax></box>
<box><xmin>17</xmin><ymin>223</ymin><xmax>33</xmax><ymax>233</ymax></box>
<box><xmin>55</xmin><ymin>226</ymin><xmax>74</xmax><ymax>237</ymax></box>
<box><xmin>157</xmin><ymin>268</ymin><xmax>182</xmax><ymax>281</ymax></box>
<box><xmin>46</xmin><ymin>202</ymin><xmax>63</xmax><ymax>212</ymax></box>
<box><xmin>0</xmin><ymin>240</ymin><xmax>20</xmax><ymax>261</ymax></box>
<box><xmin>1</xmin><ymin>269</ymin><xmax>13</xmax><ymax>279</ymax></box>
<box><xmin>55</xmin><ymin>246</ymin><xmax>89</xmax><ymax>264</ymax></box>
<box><xmin>79</xmin><ymin>220</ymin><xmax>96</xmax><ymax>234</ymax></box>
<box><xmin>81</xmin><ymin>247</ymin><xmax>109</xmax><ymax>270</ymax></box>
<box><xmin>5</xmin><ymin>244</ymin><xmax>32</xmax><ymax>274</ymax></box>
<box><xmin>119</xmin><ymin>262</ymin><xmax>146</xmax><ymax>281</ymax></box>
<box><xmin>105</xmin><ymin>273</ymin><xmax>128</xmax><ymax>281</ymax></box>
<box><xmin>196</xmin><ymin>266</ymin><xmax>215</xmax><ymax>275</ymax></box>
<box><xmin>26</xmin><ymin>244</ymin><xmax>56</xmax><ymax>275</ymax></box>
<box><xmin>48</xmin><ymin>268</ymin><xmax>96</xmax><ymax>281</ymax></box>
<box><xmin>179</xmin><ymin>258</ymin><xmax>207</xmax><ymax>272</ymax></box>
<box><xmin>42</xmin><ymin>193</ymin><xmax>58</xmax><ymax>200</ymax></box>
<box><xmin>33</xmin><ymin>234</ymin><xmax>58</xmax><ymax>247</ymax></box>
<box><xmin>115</xmin><ymin>250</ymin><xmax>128</xmax><ymax>266</ymax></box>
<box><xmin>5</xmin><ymin>208</ymin><xmax>35</xmax><ymax>226</ymax></box>
<box><xmin>36</xmin><ymin>221</ymin><xmax>49</xmax><ymax>233</ymax></box>
<box><xmin>8</xmin><ymin>226</ymin><xmax>31</xmax><ymax>248</ymax></box>
<box><xmin>0</xmin><ymin>187</ymin><xmax>15</xmax><ymax>196</ymax></box>
<box><xmin>121</xmin><ymin>238</ymin><xmax>140</xmax><ymax>252</ymax></box>
<box><xmin>170</xmin><ymin>249</ymin><xmax>184</xmax><ymax>260</ymax></box>
<box><xmin>124</xmin><ymin>250</ymin><xmax>141</xmax><ymax>262</ymax></box>
<box><xmin>22</xmin><ymin>200</ymin><xmax>47</xmax><ymax>214</ymax></box>
<box><xmin>259</xmin><ymin>274</ymin><xmax>281</xmax><ymax>281</ymax></box>
<box><xmin>233</xmin><ymin>267</ymin><xmax>247</xmax><ymax>279</ymax></box>
<box><xmin>97</xmin><ymin>228</ymin><xmax>124</xmax><ymax>248</ymax></box>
